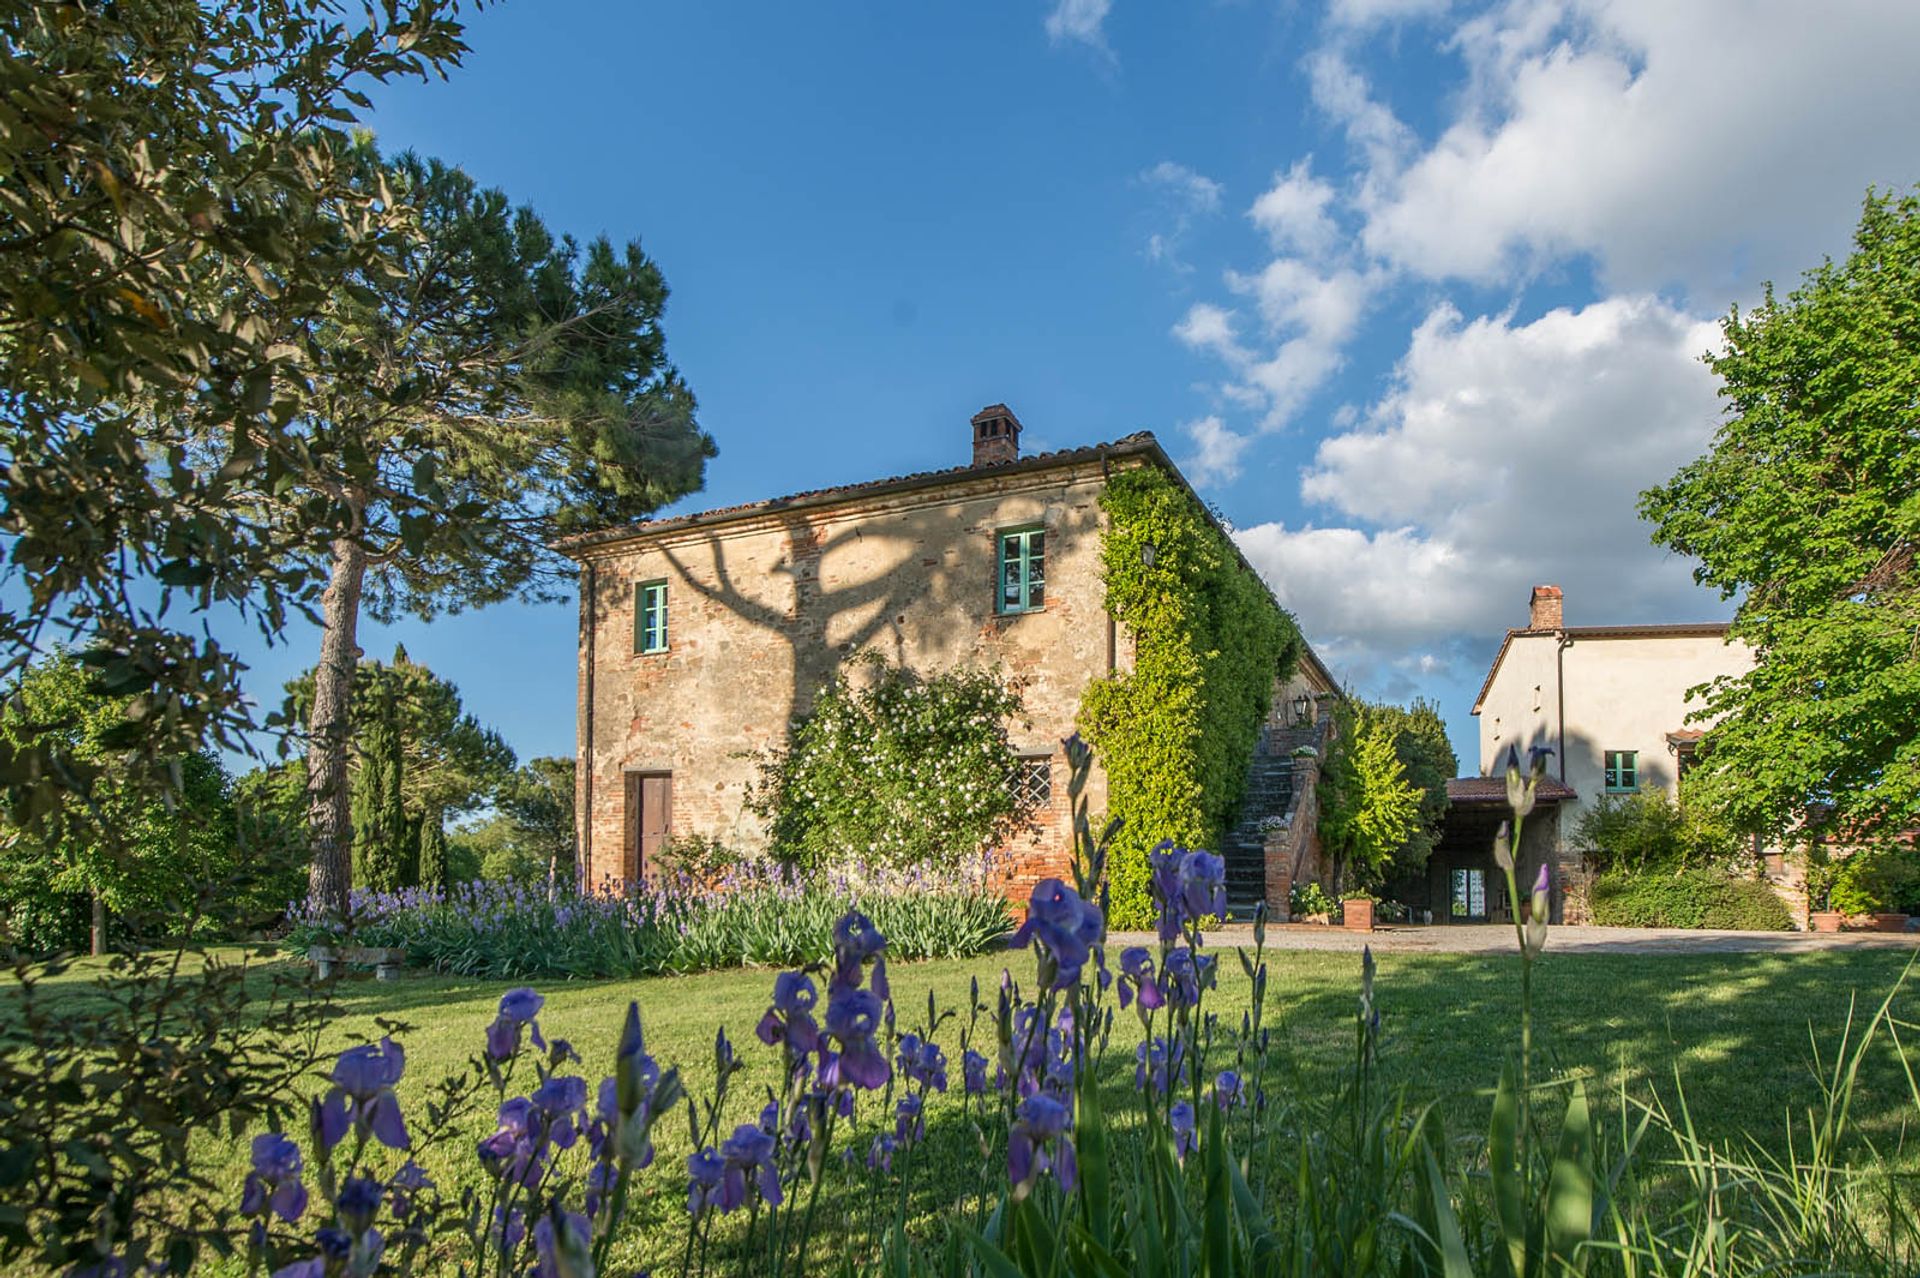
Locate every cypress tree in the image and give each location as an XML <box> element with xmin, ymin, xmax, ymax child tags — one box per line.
<box><xmin>418</xmin><ymin>810</ymin><xmax>449</xmax><ymax>891</ymax></box>
<box><xmin>351</xmin><ymin>692</ymin><xmax>408</xmax><ymax>892</ymax></box>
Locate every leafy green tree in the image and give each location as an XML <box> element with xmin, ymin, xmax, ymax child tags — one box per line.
<box><xmin>447</xmin><ymin>814</ymin><xmax>546</xmax><ymax>885</ymax></box>
<box><xmin>749</xmin><ymin>655</ymin><xmax>1029</xmax><ymax>872</ymax></box>
<box><xmin>1364</xmin><ymin>698</ymin><xmax>1457</xmax><ymax>879</ymax></box>
<box><xmin>1641</xmin><ymin>187</ymin><xmax>1920</xmax><ymax>843</ymax></box>
<box><xmin>283</xmin><ymin>149</ymin><xmax>714</xmax><ymax>912</ymax></box>
<box><xmin>497</xmin><ymin>757</ymin><xmax>578</xmax><ymax>894</ymax></box>
<box><xmin>0</xmin><ymin>1</ymin><xmax>470</xmax><ymax>839</ymax></box>
<box><xmin>1318</xmin><ymin>703</ymin><xmax>1423</xmax><ymax>892</ymax></box>
<box><xmin>0</xmin><ymin>653</ymin><xmax>236</xmax><ymax>953</ymax></box>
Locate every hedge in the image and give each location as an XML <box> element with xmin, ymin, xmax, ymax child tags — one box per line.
<box><xmin>1590</xmin><ymin>868</ymin><xmax>1793</xmax><ymax>931</ymax></box>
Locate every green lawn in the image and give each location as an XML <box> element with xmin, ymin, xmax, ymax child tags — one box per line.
<box><xmin>11</xmin><ymin>942</ymin><xmax>1918</xmax><ymax>1273</ymax></box>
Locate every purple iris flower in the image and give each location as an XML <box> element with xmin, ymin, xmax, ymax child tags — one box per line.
<box><xmin>1008</xmin><ymin>1093</ymin><xmax>1076</xmax><ymax>1196</ymax></box>
<box><xmin>531</xmin><ymin>1207</ymin><xmax>592</xmax><ymax>1278</ymax></box>
<box><xmin>962</xmin><ymin>1049</ymin><xmax>991</xmax><ymax>1095</ymax></box>
<box><xmin>1011</xmin><ymin>878</ymin><xmax>1104</xmax><ymax>989</ymax></box>
<box><xmin>832</xmin><ymin>911</ymin><xmax>889</xmax><ymax>998</ymax></box>
<box><xmin>720</xmin><ymin>1122</ymin><xmax>782</xmax><ymax>1210</ymax></box>
<box><xmin>316</xmin><ymin>1037</ymin><xmax>409</xmax><ymax>1153</ymax></box>
<box><xmin>1117</xmin><ymin>946</ymin><xmax>1165</xmax><ymax>1012</ymax></box>
<box><xmin>486</xmin><ymin>987</ymin><xmax>547</xmax><ymax>1063</ymax></box>
<box><xmin>1135</xmin><ymin>1037</ymin><xmax>1187</xmax><ymax>1095</ymax></box>
<box><xmin>335</xmin><ymin>1176</ymin><xmax>383</xmax><ymax>1237</ymax></box>
<box><xmin>478</xmin><ymin>1098</ymin><xmax>545</xmax><ymax>1187</ymax></box>
<box><xmin>867</xmin><ymin>1132</ymin><xmax>896</xmax><ymax>1172</ymax></box>
<box><xmin>1160</xmin><ymin>947</ymin><xmax>1214</xmax><ymax>1010</ymax></box>
<box><xmin>755</xmin><ymin>971</ymin><xmax>822</xmax><ymax>1056</ymax></box>
<box><xmin>1214</xmin><ymin>1069</ymin><xmax>1243</xmax><ymax>1109</ymax></box>
<box><xmin>1180</xmin><ymin>851</ymin><xmax>1227</xmax><ymax>922</ymax></box>
<box><xmin>687</xmin><ymin>1147</ymin><xmax>726</xmax><ymax>1215</ymax></box>
<box><xmin>894</xmin><ymin>1093</ymin><xmax>925</xmax><ymax>1145</ymax></box>
<box><xmin>822</xmin><ymin>987</ymin><xmax>890</xmax><ymax>1090</ymax></box>
<box><xmin>1169</xmin><ymin>1100</ymin><xmax>1197</xmax><ymax>1160</ymax></box>
<box><xmin>896</xmin><ymin>1033</ymin><xmax>948</xmax><ymax>1091</ymax></box>
<box><xmin>388</xmin><ymin>1162</ymin><xmax>432</xmax><ymax>1224</ymax></box>
<box><xmin>239</xmin><ymin>1132</ymin><xmax>307</xmax><ymax>1223</ymax></box>
<box><xmin>1149</xmin><ymin>843</ymin><xmax>1188</xmax><ymax>942</ymax></box>
<box><xmin>531</xmin><ymin>1074</ymin><xmax>590</xmax><ymax>1149</ymax></box>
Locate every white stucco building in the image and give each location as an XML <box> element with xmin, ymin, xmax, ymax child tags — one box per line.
<box><xmin>1471</xmin><ymin>585</ymin><xmax>1752</xmax><ymax>848</ymax></box>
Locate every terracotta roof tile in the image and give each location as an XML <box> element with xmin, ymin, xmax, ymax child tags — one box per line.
<box><xmin>555</xmin><ymin>432</ymin><xmax>1160</xmax><ymax>553</ymax></box>
<box><xmin>1445</xmin><ymin>776</ymin><xmax>1579</xmax><ymax>805</ymax></box>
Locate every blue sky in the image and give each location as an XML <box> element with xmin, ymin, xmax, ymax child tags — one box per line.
<box><xmin>225</xmin><ymin>0</ymin><xmax>1920</xmax><ymax>774</ymax></box>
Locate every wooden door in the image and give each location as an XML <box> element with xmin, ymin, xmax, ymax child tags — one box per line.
<box><xmin>623</xmin><ymin>772</ymin><xmax>672</xmax><ymax>882</ymax></box>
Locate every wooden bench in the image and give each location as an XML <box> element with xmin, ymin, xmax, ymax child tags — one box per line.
<box><xmin>307</xmin><ymin>944</ymin><xmax>408</xmax><ymax>981</ymax></box>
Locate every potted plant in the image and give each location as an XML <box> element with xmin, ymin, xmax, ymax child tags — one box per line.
<box><xmin>1342</xmin><ymin>887</ymin><xmax>1377</xmax><ymax>932</ymax></box>
<box><xmin>1288</xmin><ymin>881</ymin><xmax>1335</xmax><ymax>925</ymax></box>
<box><xmin>1804</xmin><ymin>857</ymin><xmax>1842</xmax><ymax>932</ymax></box>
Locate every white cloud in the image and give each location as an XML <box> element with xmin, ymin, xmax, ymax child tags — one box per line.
<box><xmin>1307</xmin><ymin>50</ymin><xmax>1415</xmax><ymax>175</ymax></box>
<box><xmin>1248</xmin><ymin>160</ymin><xmax>1339</xmax><ymax>257</ymax></box>
<box><xmin>1328</xmin><ymin>0</ymin><xmax>1451</xmax><ymax>27</ymax></box>
<box><xmin>1044</xmin><ymin>0</ymin><xmax>1113</xmax><ymax>52</ymax></box>
<box><xmin>1182</xmin><ymin>416</ymin><xmax>1253</xmax><ymax>486</ymax></box>
<box><xmin>1140</xmin><ymin>161</ymin><xmax>1224</xmax><ymax>270</ymax></box>
<box><xmin>1142</xmin><ymin>161</ymin><xmax>1223</xmax><ymax>214</ymax></box>
<box><xmin>1236</xmin><ymin>294</ymin><xmax>1726</xmax><ymax>686</ymax></box>
<box><xmin>1353</xmin><ymin>0</ymin><xmax>1920</xmax><ymax>297</ymax></box>
<box><xmin>1178</xmin><ymin>260</ymin><xmax>1378</xmax><ymax>431</ymax></box>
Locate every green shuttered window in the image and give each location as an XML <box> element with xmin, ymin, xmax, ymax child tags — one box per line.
<box><xmin>635</xmin><ymin>580</ymin><xmax>669</xmax><ymax>654</ymax></box>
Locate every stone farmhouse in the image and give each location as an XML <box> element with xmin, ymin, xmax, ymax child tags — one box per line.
<box><xmin>558</xmin><ymin>405</ymin><xmax>1338</xmax><ymax>903</ymax></box>
<box><xmin>1420</xmin><ymin>584</ymin><xmax>1757</xmax><ymax>924</ymax></box>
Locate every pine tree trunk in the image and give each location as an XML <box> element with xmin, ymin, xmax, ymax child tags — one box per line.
<box><xmin>90</xmin><ymin>889</ymin><xmax>105</xmax><ymax>956</ymax></box>
<box><xmin>306</xmin><ymin>527</ymin><xmax>368</xmax><ymax>915</ymax></box>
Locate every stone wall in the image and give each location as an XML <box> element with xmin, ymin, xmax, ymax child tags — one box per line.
<box><xmin>573</xmin><ymin>457</ymin><xmax>1141</xmax><ymax>892</ymax></box>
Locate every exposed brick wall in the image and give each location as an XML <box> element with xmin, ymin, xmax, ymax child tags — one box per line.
<box><xmin>573</xmin><ymin>459</ymin><xmax>1135</xmax><ymax>893</ymax></box>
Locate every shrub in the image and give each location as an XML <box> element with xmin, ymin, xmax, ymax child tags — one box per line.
<box><xmin>1828</xmin><ymin>840</ymin><xmax>1920</xmax><ymax>915</ymax></box>
<box><xmin>1290</xmin><ymin>880</ymin><xmax>1336</xmax><ymax>918</ymax></box>
<box><xmin>284</xmin><ymin>859</ymin><xmax>1014</xmax><ymax>980</ymax></box>
<box><xmin>1591</xmin><ymin>867</ymin><xmax>1793</xmax><ymax>930</ymax></box>
<box><xmin>747</xmin><ymin>653</ymin><xmax>1030</xmax><ymax>872</ymax></box>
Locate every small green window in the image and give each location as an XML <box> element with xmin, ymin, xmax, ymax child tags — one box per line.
<box><xmin>997</xmin><ymin>526</ymin><xmax>1045</xmax><ymax>614</ymax></box>
<box><xmin>635</xmin><ymin>580</ymin><xmax>669</xmax><ymax>653</ymax></box>
<box><xmin>1603</xmin><ymin>749</ymin><xmax>1638</xmax><ymax>792</ymax></box>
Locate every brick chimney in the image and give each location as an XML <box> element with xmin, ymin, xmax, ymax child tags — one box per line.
<box><xmin>1528</xmin><ymin>584</ymin><xmax>1564</xmax><ymax>630</ymax></box>
<box><xmin>970</xmin><ymin>403</ymin><xmax>1022</xmax><ymax>467</ymax></box>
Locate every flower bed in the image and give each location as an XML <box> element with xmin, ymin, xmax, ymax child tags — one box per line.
<box><xmin>283</xmin><ymin>860</ymin><xmax>1013</xmax><ymax>980</ymax></box>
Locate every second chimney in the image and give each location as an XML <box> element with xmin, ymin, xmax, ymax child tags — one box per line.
<box><xmin>970</xmin><ymin>403</ymin><xmax>1022</xmax><ymax>467</ymax></box>
<box><xmin>1528</xmin><ymin>584</ymin><xmax>1564</xmax><ymax>631</ymax></box>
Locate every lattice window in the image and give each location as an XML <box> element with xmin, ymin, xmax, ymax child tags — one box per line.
<box><xmin>1009</xmin><ymin>755</ymin><xmax>1052</xmax><ymax>813</ymax></box>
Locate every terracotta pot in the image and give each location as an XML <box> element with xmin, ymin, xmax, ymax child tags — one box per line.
<box><xmin>1809</xmin><ymin>911</ymin><xmax>1844</xmax><ymax>933</ymax></box>
<box><xmin>1343</xmin><ymin>898</ymin><xmax>1375</xmax><ymax>932</ymax></box>
<box><xmin>1869</xmin><ymin>912</ymin><xmax>1911</xmax><ymax>933</ymax></box>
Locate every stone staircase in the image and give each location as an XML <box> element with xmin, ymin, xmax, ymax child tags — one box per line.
<box><xmin>1222</xmin><ymin>726</ymin><xmax>1308</xmax><ymax>915</ymax></box>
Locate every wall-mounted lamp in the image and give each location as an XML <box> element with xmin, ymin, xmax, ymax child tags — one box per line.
<box><xmin>1292</xmin><ymin>693</ymin><xmax>1312</xmax><ymax>725</ymax></box>
<box><xmin>1141</xmin><ymin>542</ymin><xmax>1157</xmax><ymax>568</ymax></box>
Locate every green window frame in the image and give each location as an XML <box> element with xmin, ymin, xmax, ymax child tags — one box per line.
<box><xmin>1603</xmin><ymin>749</ymin><xmax>1638</xmax><ymax>793</ymax></box>
<box><xmin>635</xmin><ymin>580</ymin><xmax>669</xmax><ymax>654</ymax></box>
<box><xmin>997</xmin><ymin>526</ymin><xmax>1045</xmax><ymax>615</ymax></box>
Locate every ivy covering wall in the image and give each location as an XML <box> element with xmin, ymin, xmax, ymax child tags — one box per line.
<box><xmin>1077</xmin><ymin>464</ymin><xmax>1303</xmax><ymax>928</ymax></box>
